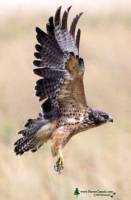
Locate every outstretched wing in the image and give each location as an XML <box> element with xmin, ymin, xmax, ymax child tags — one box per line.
<box><xmin>33</xmin><ymin>6</ymin><xmax>87</xmax><ymax>119</ymax></box>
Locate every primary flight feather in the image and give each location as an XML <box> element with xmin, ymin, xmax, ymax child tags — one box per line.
<box><xmin>14</xmin><ymin>6</ymin><xmax>113</xmax><ymax>173</ymax></box>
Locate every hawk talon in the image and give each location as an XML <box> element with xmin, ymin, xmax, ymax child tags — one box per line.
<box><xmin>54</xmin><ymin>157</ymin><xmax>64</xmax><ymax>173</ymax></box>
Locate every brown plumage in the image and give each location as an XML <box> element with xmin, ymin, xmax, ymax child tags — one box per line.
<box><xmin>14</xmin><ymin>6</ymin><xmax>113</xmax><ymax>173</ymax></box>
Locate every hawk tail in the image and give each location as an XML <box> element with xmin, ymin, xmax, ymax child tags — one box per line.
<box><xmin>14</xmin><ymin>114</ymin><xmax>46</xmax><ymax>155</ymax></box>
<box><xmin>14</xmin><ymin>135</ymin><xmax>43</xmax><ymax>155</ymax></box>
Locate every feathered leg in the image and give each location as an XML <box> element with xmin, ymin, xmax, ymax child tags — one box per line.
<box><xmin>54</xmin><ymin>147</ymin><xmax>64</xmax><ymax>173</ymax></box>
<box><xmin>51</xmin><ymin>127</ymin><xmax>69</xmax><ymax>173</ymax></box>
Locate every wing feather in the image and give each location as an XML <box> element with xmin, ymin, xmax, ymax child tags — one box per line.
<box><xmin>46</xmin><ymin>16</ymin><xmax>54</xmax><ymax>36</ymax></box>
<box><xmin>61</xmin><ymin>6</ymin><xmax>71</xmax><ymax>30</ymax></box>
<box><xmin>70</xmin><ymin>13</ymin><xmax>83</xmax><ymax>37</ymax></box>
<box><xmin>33</xmin><ymin>6</ymin><xmax>87</xmax><ymax>119</ymax></box>
<box><xmin>55</xmin><ymin>6</ymin><xmax>62</xmax><ymax>26</ymax></box>
<box><xmin>76</xmin><ymin>28</ymin><xmax>81</xmax><ymax>52</ymax></box>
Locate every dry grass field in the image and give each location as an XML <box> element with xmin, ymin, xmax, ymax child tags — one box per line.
<box><xmin>0</xmin><ymin>10</ymin><xmax>131</xmax><ymax>200</ymax></box>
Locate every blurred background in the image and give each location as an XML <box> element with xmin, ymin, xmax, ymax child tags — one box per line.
<box><xmin>0</xmin><ymin>0</ymin><xmax>131</xmax><ymax>199</ymax></box>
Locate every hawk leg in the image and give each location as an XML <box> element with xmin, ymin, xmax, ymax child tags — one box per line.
<box><xmin>51</xmin><ymin>126</ymin><xmax>71</xmax><ymax>173</ymax></box>
<box><xmin>54</xmin><ymin>148</ymin><xmax>64</xmax><ymax>173</ymax></box>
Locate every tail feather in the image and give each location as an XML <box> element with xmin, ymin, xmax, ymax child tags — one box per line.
<box><xmin>18</xmin><ymin>117</ymin><xmax>47</xmax><ymax>137</ymax></box>
<box><xmin>14</xmin><ymin>115</ymin><xmax>46</xmax><ymax>155</ymax></box>
<box><xmin>14</xmin><ymin>136</ymin><xmax>44</xmax><ymax>155</ymax></box>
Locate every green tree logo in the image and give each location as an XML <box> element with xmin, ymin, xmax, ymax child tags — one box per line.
<box><xmin>74</xmin><ymin>188</ymin><xmax>80</xmax><ymax>197</ymax></box>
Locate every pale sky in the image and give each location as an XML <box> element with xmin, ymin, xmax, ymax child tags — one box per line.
<box><xmin>0</xmin><ymin>0</ymin><xmax>131</xmax><ymax>16</ymax></box>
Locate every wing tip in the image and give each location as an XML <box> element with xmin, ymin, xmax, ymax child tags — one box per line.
<box><xmin>35</xmin><ymin>26</ymin><xmax>41</xmax><ymax>33</ymax></box>
<box><xmin>55</xmin><ymin>6</ymin><xmax>62</xmax><ymax>26</ymax></box>
<box><xmin>79</xmin><ymin>12</ymin><xmax>84</xmax><ymax>16</ymax></box>
<box><xmin>70</xmin><ymin>12</ymin><xmax>83</xmax><ymax>38</ymax></box>
<box><xmin>67</xmin><ymin>6</ymin><xmax>72</xmax><ymax>12</ymax></box>
<box><xmin>76</xmin><ymin>28</ymin><xmax>81</xmax><ymax>52</ymax></box>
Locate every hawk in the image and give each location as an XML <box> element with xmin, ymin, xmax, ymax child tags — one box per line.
<box><xmin>14</xmin><ymin>6</ymin><xmax>113</xmax><ymax>173</ymax></box>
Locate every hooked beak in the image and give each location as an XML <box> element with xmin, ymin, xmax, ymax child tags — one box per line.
<box><xmin>108</xmin><ymin>115</ymin><xmax>113</xmax><ymax>123</ymax></box>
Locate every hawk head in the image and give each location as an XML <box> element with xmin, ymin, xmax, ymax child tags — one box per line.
<box><xmin>88</xmin><ymin>109</ymin><xmax>113</xmax><ymax>126</ymax></box>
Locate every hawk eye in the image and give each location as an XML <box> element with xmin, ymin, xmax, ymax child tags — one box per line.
<box><xmin>103</xmin><ymin>114</ymin><xmax>109</xmax><ymax>120</ymax></box>
<box><xmin>89</xmin><ymin>113</ymin><xmax>95</xmax><ymax>121</ymax></box>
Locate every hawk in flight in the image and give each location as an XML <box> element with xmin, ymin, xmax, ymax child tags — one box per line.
<box><xmin>14</xmin><ymin>6</ymin><xmax>113</xmax><ymax>173</ymax></box>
